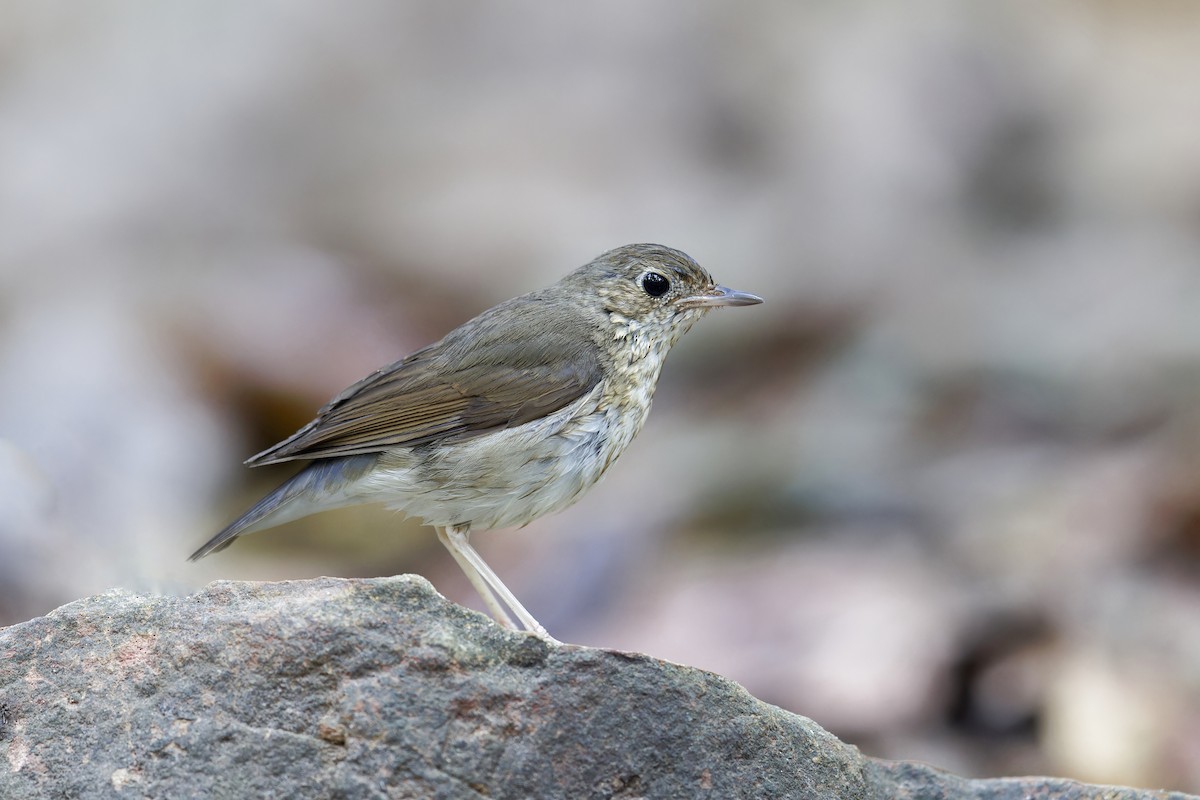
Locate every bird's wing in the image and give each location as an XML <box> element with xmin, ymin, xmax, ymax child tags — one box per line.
<box><xmin>246</xmin><ymin>300</ymin><xmax>604</xmax><ymax>465</ymax></box>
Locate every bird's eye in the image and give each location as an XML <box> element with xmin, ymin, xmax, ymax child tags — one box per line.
<box><xmin>640</xmin><ymin>271</ymin><xmax>670</xmax><ymax>298</ymax></box>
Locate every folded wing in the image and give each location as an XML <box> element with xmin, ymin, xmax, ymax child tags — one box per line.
<box><xmin>247</xmin><ymin>298</ymin><xmax>604</xmax><ymax>465</ymax></box>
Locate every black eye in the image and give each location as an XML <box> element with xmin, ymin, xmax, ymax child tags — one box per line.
<box><xmin>640</xmin><ymin>271</ymin><xmax>670</xmax><ymax>297</ymax></box>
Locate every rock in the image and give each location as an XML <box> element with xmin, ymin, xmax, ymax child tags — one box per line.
<box><xmin>0</xmin><ymin>577</ymin><xmax>1191</xmax><ymax>800</ymax></box>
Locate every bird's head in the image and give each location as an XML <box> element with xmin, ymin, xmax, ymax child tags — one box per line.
<box><xmin>563</xmin><ymin>243</ymin><xmax>762</xmax><ymax>351</ymax></box>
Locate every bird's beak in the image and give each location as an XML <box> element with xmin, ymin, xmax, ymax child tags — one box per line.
<box><xmin>677</xmin><ymin>284</ymin><xmax>764</xmax><ymax>309</ymax></box>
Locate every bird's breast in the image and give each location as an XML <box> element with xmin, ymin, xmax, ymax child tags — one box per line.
<box><xmin>361</xmin><ymin>321</ymin><xmax>677</xmax><ymax>532</ymax></box>
<box><xmin>366</xmin><ymin>378</ymin><xmax>654</xmax><ymax>531</ymax></box>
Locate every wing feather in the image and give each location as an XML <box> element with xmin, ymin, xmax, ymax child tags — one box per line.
<box><xmin>246</xmin><ymin>297</ymin><xmax>604</xmax><ymax>465</ymax></box>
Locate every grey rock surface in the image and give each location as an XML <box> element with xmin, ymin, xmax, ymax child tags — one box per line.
<box><xmin>0</xmin><ymin>576</ymin><xmax>1191</xmax><ymax>800</ymax></box>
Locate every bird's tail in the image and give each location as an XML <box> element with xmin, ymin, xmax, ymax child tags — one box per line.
<box><xmin>188</xmin><ymin>454</ymin><xmax>379</xmax><ymax>561</ymax></box>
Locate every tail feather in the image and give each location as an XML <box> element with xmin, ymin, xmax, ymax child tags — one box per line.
<box><xmin>189</xmin><ymin>454</ymin><xmax>379</xmax><ymax>561</ymax></box>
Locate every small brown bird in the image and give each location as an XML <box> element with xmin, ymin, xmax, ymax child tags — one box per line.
<box><xmin>190</xmin><ymin>243</ymin><xmax>762</xmax><ymax>641</ymax></box>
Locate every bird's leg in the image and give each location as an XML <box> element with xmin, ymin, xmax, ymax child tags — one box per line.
<box><xmin>437</xmin><ymin>524</ymin><xmax>559</xmax><ymax>643</ymax></box>
<box><xmin>436</xmin><ymin>525</ymin><xmax>517</xmax><ymax>630</ymax></box>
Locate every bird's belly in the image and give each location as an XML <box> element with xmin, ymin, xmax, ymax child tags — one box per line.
<box><xmin>362</xmin><ymin>386</ymin><xmax>647</xmax><ymax>531</ymax></box>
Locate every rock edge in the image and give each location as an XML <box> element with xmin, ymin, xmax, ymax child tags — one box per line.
<box><xmin>0</xmin><ymin>576</ymin><xmax>1192</xmax><ymax>800</ymax></box>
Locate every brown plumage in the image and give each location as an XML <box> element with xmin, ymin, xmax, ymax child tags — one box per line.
<box><xmin>191</xmin><ymin>243</ymin><xmax>761</xmax><ymax>641</ymax></box>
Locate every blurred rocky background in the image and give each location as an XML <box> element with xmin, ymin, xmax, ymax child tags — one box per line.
<box><xmin>0</xmin><ymin>0</ymin><xmax>1198</xmax><ymax>791</ymax></box>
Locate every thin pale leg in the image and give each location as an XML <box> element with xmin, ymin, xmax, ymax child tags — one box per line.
<box><xmin>436</xmin><ymin>526</ymin><xmax>517</xmax><ymax>630</ymax></box>
<box><xmin>437</xmin><ymin>524</ymin><xmax>560</xmax><ymax>643</ymax></box>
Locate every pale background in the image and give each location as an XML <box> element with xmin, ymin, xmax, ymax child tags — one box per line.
<box><xmin>1</xmin><ymin>1</ymin><xmax>1199</xmax><ymax>790</ymax></box>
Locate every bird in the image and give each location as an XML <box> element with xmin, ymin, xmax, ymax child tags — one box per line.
<box><xmin>190</xmin><ymin>243</ymin><xmax>762</xmax><ymax>641</ymax></box>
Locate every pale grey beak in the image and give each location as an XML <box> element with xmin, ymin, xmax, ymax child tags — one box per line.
<box><xmin>678</xmin><ymin>284</ymin><xmax>764</xmax><ymax>309</ymax></box>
